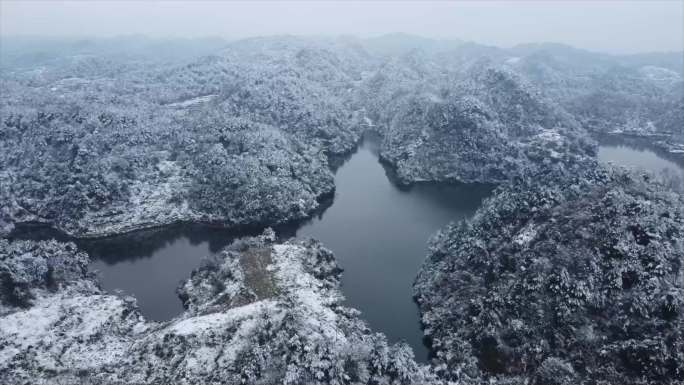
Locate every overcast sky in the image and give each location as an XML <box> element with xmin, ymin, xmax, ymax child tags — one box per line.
<box><xmin>1</xmin><ymin>1</ymin><xmax>682</xmax><ymax>54</ymax></box>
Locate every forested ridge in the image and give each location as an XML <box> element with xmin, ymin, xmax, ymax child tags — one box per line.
<box><xmin>1</xmin><ymin>35</ymin><xmax>682</xmax><ymax>384</ymax></box>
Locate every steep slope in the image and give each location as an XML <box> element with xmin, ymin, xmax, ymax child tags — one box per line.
<box><xmin>0</xmin><ymin>231</ymin><xmax>440</xmax><ymax>384</ymax></box>
<box><xmin>377</xmin><ymin>63</ymin><xmax>595</xmax><ymax>184</ymax></box>
<box><xmin>0</xmin><ymin>37</ymin><xmax>371</xmax><ymax>238</ymax></box>
<box><xmin>415</xmin><ymin>164</ymin><xmax>684</xmax><ymax>384</ymax></box>
<box><xmin>509</xmin><ymin>46</ymin><xmax>683</xmax><ymax>140</ymax></box>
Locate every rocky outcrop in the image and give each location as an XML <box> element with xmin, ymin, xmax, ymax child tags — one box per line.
<box><xmin>415</xmin><ymin>164</ymin><xmax>684</xmax><ymax>384</ymax></box>
<box><xmin>0</xmin><ymin>231</ymin><xmax>440</xmax><ymax>384</ymax></box>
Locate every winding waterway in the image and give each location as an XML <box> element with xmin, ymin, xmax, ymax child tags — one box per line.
<box><xmin>14</xmin><ymin>134</ymin><xmax>684</xmax><ymax>362</ymax></box>
<box><xmin>285</xmin><ymin>135</ymin><xmax>493</xmax><ymax>360</ymax></box>
<box><xmin>84</xmin><ymin>133</ymin><xmax>493</xmax><ymax>362</ymax></box>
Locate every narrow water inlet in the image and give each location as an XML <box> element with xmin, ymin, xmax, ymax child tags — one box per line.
<box><xmin>79</xmin><ymin>133</ymin><xmax>493</xmax><ymax>362</ymax></box>
<box><xmin>597</xmin><ymin>135</ymin><xmax>684</xmax><ymax>178</ymax></box>
<box><xmin>288</xmin><ymin>134</ymin><xmax>493</xmax><ymax>360</ymax></box>
<box><xmin>15</xmin><ymin>135</ymin><xmax>683</xmax><ymax>364</ymax></box>
<box><xmin>86</xmin><ymin>226</ymin><xmax>249</xmax><ymax>320</ymax></box>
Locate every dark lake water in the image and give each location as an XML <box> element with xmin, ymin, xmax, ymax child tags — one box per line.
<box><xmin>286</xmin><ymin>136</ymin><xmax>493</xmax><ymax>360</ymax></box>
<box><xmin>598</xmin><ymin>136</ymin><xmax>684</xmax><ymax>178</ymax></box>
<box><xmin>82</xmin><ymin>133</ymin><xmax>493</xmax><ymax>362</ymax></box>
<box><xmin>86</xmin><ymin>226</ymin><xmax>252</xmax><ymax>321</ymax></box>
<box><xmin>15</xmin><ymin>134</ymin><xmax>684</xmax><ymax>362</ymax></box>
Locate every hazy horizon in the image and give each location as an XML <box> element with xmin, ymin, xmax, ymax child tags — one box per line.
<box><xmin>1</xmin><ymin>1</ymin><xmax>682</xmax><ymax>55</ymax></box>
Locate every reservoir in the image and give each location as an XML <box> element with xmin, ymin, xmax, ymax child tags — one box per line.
<box><xmin>597</xmin><ymin>136</ymin><xmax>684</xmax><ymax>178</ymax></box>
<box><xmin>285</xmin><ymin>134</ymin><xmax>492</xmax><ymax>361</ymax></box>
<box><xmin>86</xmin><ymin>133</ymin><xmax>493</xmax><ymax>362</ymax></box>
<box><xmin>21</xmin><ymin>135</ymin><xmax>684</xmax><ymax>362</ymax></box>
<box><xmin>21</xmin><ymin>134</ymin><xmax>684</xmax><ymax>362</ymax></box>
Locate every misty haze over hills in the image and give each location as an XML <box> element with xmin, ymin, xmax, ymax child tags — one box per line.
<box><xmin>2</xmin><ymin>0</ymin><xmax>682</xmax><ymax>53</ymax></box>
<box><xmin>2</xmin><ymin>33</ymin><xmax>683</xmax><ymax>68</ymax></box>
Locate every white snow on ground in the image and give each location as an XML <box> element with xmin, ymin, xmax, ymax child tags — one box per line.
<box><xmin>505</xmin><ymin>57</ymin><xmax>521</xmax><ymax>65</ymax></box>
<box><xmin>639</xmin><ymin>66</ymin><xmax>681</xmax><ymax>83</ymax></box>
<box><xmin>609</xmin><ymin>120</ymin><xmax>659</xmax><ymax>137</ymax></box>
<box><xmin>0</xmin><ymin>294</ymin><xmax>60</xmax><ymax>363</ymax></box>
<box><xmin>161</xmin><ymin>299</ymin><xmax>280</xmax><ymax>372</ymax></box>
<box><xmin>0</xmin><ymin>234</ymin><xmax>441</xmax><ymax>383</ymax></box>
<box><xmin>80</xmin><ymin>159</ymin><xmax>197</xmax><ymax>237</ymax></box>
<box><xmin>0</xmin><ymin>290</ymin><xmax>146</xmax><ymax>371</ymax></box>
<box><xmin>170</xmin><ymin>300</ymin><xmax>275</xmax><ymax>336</ymax></box>
<box><xmin>272</xmin><ymin>244</ymin><xmax>346</xmax><ymax>342</ymax></box>
<box><xmin>514</xmin><ymin>223</ymin><xmax>538</xmax><ymax>246</ymax></box>
<box><xmin>124</xmin><ymin>242</ymin><xmax>349</xmax><ymax>377</ymax></box>
<box><xmin>535</xmin><ymin>129</ymin><xmax>564</xmax><ymax>144</ymax></box>
<box><xmin>166</xmin><ymin>94</ymin><xmax>217</xmax><ymax>108</ymax></box>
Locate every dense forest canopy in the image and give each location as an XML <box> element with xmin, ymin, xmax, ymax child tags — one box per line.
<box><xmin>1</xmin><ymin>36</ymin><xmax>681</xmax><ymax>237</ymax></box>
<box><xmin>1</xmin><ymin>35</ymin><xmax>682</xmax><ymax>384</ymax></box>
